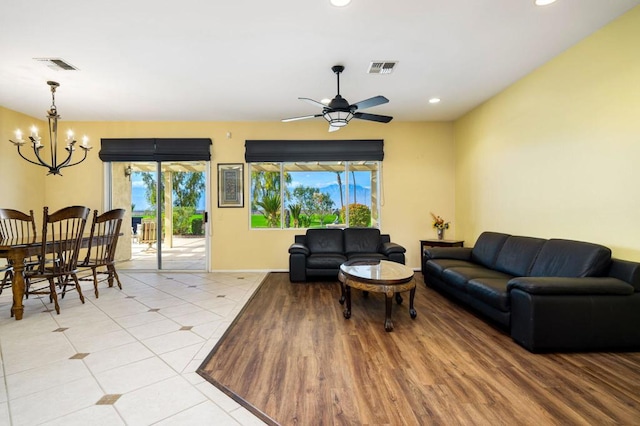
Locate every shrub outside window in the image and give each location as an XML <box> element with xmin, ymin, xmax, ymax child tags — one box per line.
<box><xmin>249</xmin><ymin>161</ymin><xmax>380</xmax><ymax>229</ymax></box>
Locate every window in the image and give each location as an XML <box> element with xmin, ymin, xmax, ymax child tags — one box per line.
<box><xmin>250</xmin><ymin>161</ymin><xmax>381</xmax><ymax>229</ymax></box>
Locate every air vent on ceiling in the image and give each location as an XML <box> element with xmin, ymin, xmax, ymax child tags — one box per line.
<box><xmin>33</xmin><ymin>58</ymin><xmax>79</xmax><ymax>71</ymax></box>
<box><xmin>367</xmin><ymin>61</ymin><xmax>397</xmax><ymax>74</ymax></box>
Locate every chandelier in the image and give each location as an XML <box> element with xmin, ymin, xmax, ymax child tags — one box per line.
<box><xmin>9</xmin><ymin>81</ymin><xmax>91</xmax><ymax>176</ymax></box>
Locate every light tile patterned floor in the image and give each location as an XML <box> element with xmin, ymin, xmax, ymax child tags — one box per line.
<box><xmin>0</xmin><ymin>271</ymin><xmax>267</xmax><ymax>426</ymax></box>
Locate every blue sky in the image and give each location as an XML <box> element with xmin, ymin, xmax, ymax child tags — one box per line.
<box><xmin>289</xmin><ymin>171</ymin><xmax>371</xmax><ymax>190</ymax></box>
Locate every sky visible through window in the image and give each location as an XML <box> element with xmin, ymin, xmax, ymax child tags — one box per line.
<box><xmin>288</xmin><ymin>171</ymin><xmax>372</xmax><ymax>209</ymax></box>
<box><xmin>130</xmin><ymin>170</ymin><xmax>373</xmax><ymax>213</ymax></box>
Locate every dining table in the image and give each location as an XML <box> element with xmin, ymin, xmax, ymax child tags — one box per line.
<box><xmin>0</xmin><ymin>234</ymin><xmax>98</xmax><ymax>320</ymax></box>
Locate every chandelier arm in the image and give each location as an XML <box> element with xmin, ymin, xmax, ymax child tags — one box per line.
<box><xmin>51</xmin><ymin>145</ymin><xmax>77</xmax><ymax>170</ymax></box>
<box><xmin>12</xmin><ymin>144</ymin><xmax>51</xmax><ymax>168</ymax></box>
<box><xmin>58</xmin><ymin>146</ymin><xmax>90</xmax><ymax>169</ymax></box>
<box><xmin>31</xmin><ymin>143</ymin><xmax>53</xmax><ymax>168</ymax></box>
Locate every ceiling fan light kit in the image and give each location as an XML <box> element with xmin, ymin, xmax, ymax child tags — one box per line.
<box><xmin>282</xmin><ymin>65</ymin><xmax>393</xmax><ymax>132</ymax></box>
<box><xmin>323</xmin><ymin>110</ymin><xmax>352</xmax><ymax>128</ymax></box>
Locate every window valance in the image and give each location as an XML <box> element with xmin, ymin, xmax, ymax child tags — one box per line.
<box><xmin>99</xmin><ymin>138</ymin><xmax>212</xmax><ymax>162</ymax></box>
<box><xmin>244</xmin><ymin>139</ymin><xmax>384</xmax><ymax>162</ymax></box>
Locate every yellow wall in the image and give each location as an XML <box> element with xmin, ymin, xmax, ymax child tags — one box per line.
<box><xmin>454</xmin><ymin>6</ymin><xmax>640</xmax><ymax>261</ymax></box>
<box><xmin>0</xmin><ymin>117</ymin><xmax>454</xmax><ymax>270</ymax></box>
<box><xmin>0</xmin><ymin>107</ymin><xmax>46</xmax><ymax>215</ymax></box>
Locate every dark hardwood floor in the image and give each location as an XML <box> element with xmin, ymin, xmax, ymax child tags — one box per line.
<box><xmin>198</xmin><ymin>272</ymin><xmax>640</xmax><ymax>425</ymax></box>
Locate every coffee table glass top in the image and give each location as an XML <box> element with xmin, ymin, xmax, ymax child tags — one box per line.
<box><xmin>340</xmin><ymin>260</ymin><xmax>414</xmax><ymax>284</ymax></box>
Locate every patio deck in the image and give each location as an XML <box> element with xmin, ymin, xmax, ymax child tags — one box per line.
<box><xmin>118</xmin><ymin>236</ymin><xmax>206</xmax><ymax>270</ymax></box>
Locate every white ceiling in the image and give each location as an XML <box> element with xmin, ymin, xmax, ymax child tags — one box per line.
<box><xmin>1</xmin><ymin>0</ymin><xmax>638</xmax><ymax>124</ymax></box>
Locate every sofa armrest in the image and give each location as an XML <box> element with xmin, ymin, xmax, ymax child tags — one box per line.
<box><xmin>424</xmin><ymin>247</ymin><xmax>472</xmax><ymax>261</ymax></box>
<box><xmin>288</xmin><ymin>243</ymin><xmax>310</xmax><ymax>256</ymax></box>
<box><xmin>380</xmin><ymin>242</ymin><xmax>406</xmax><ymax>255</ymax></box>
<box><xmin>507</xmin><ymin>277</ymin><xmax>634</xmax><ymax>295</ymax></box>
<box><xmin>608</xmin><ymin>258</ymin><xmax>640</xmax><ymax>291</ymax></box>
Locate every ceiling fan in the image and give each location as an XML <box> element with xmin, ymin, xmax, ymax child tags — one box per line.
<box><xmin>282</xmin><ymin>65</ymin><xmax>393</xmax><ymax>132</ymax></box>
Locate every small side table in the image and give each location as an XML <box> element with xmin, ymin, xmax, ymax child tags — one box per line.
<box><xmin>420</xmin><ymin>239</ymin><xmax>464</xmax><ymax>275</ymax></box>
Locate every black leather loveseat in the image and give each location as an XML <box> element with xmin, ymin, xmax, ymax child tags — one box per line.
<box><xmin>289</xmin><ymin>228</ymin><xmax>406</xmax><ymax>282</ymax></box>
<box><xmin>423</xmin><ymin>231</ymin><xmax>640</xmax><ymax>352</ymax></box>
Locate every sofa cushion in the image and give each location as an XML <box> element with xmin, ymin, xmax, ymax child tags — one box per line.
<box><xmin>306</xmin><ymin>253</ymin><xmax>347</xmax><ymax>269</ymax></box>
<box><xmin>343</xmin><ymin>228</ymin><xmax>381</xmax><ymax>255</ymax></box>
<box><xmin>494</xmin><ymin>236</ymin><xmax>546</xmax><ymax>277</ymax></box>
<box><xmin>530</xmin><ymin>239</ymin><xmax>612</xmax><ymax>278</ymax></box>
<box><xmin>306</xmin><ymin>229</ymin><xmax>344</xmax><ymax>254</ymax></box>
<box><xmin>424</xmin><ymin>259</ymin><xmax>478</xmax><ymax>278</ymax></box>
<box><xmin>467</xmin><ymin>278</ymin><xmax>511</xmax><ymax>312</ymax></box>
<box><xmin>441</xmin><ymin>266</ymin><xmax>513</xmax><ymax>292</ymax></box>
<box><xmin>470</xmin><ymin>232</ymin><xmax>510</xmax><ymax>269</ymax></box>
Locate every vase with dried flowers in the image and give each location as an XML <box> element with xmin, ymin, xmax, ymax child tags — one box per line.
<box><xmin>431</xmin><ymin>213</ymin><xmax>450</xmax><ymax>240</ymax></box>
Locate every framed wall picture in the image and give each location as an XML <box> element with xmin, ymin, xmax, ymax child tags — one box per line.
<box><xmin>218</xmin><ymin>163</ymin><xmax>244</xmax><ymax>208</ymax></box>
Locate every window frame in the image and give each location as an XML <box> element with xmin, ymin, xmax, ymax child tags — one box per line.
<box><xmin>248</xmin><ymin>161</ymin><xmax>382</xmax><ymax>230</ymax></box>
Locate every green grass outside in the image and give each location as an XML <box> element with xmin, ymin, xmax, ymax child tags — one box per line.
<box><xmin>251</xmin><ymin>214</ymin><xmax>340</xmax><ymax>229</ymax></box>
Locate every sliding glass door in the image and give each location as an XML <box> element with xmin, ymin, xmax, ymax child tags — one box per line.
<box><xmin>111</xmin><ymin>160</ymin><xmax>208</xmax><ymax>271</ymax></box>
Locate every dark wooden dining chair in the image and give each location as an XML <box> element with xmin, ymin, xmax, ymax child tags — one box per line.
<box><xmin>0</xmin><ymin>208</ymin><xmax>37</xmax><ymax>292</ymax></box>
<box><xmin>78</xmin><ymin>208</ymin><xmax>126</xmax><ymax>298</ymax></box>
<box><xmin>24</xmin><ymin>206</ymin><xmax>90</xmax><ymax>314</ymax></box>
<box><xmin>0</xmin><ymin>265</ymin><xmax>13</xmax><ymax>295</ymax></box>
<box><xmin>0</xmin><ymin>208</ymin><xmax>37</xmax><ymax>241</ymax></box>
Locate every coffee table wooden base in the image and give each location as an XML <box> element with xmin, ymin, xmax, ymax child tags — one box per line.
<box><xmin>339</xmin><ymin>272</ymin><xmax>417</xmax><ymax>332</ymax></box>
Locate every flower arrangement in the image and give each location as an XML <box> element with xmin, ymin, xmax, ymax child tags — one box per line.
<box><xmin>431</xmin><ymin>213</ymin><xmax>450</xmax><ymax>230</ymax></box>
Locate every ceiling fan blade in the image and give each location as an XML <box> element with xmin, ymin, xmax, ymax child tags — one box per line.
<box><xmin>299</xmin><ymin>97</ymin><xmax>328</xmax><ymax>109</ymax></box>
<box><xmin>351</xmin><ymin>95</ymin><xmax>389</xmax><ymax>111</ymax></box>
<box><xmin>353</xmin><ymin>112</ymin><xmax>393</xmax><ymax>123</ymax></box>
<box><xmin>282</xmin><ymin>114</ymin><xmax>322</xmax><ymax>123</ymax></box>
<box><xmin>329</xmin><ymin>125</ymin><xmax>341</xmax><ymax>132</ymax></box>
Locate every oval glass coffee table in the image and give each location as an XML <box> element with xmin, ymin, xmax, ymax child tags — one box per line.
<box><xmin>338</xmin><ymin>260</ymin><xmax>417</xmax><ymax>331</ymax></box>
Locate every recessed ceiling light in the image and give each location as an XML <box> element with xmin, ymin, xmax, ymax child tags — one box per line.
<box><xmin>428</xmin><ymin>98</ymin><xmax>441</xmax><ymax>104</ymax></box>
<box><xmin>321</xmin><ymin>98</ymin><xmax>331</xmax><ymax>105</ymax></box>
<box><xmin>534</xmin><ymin>0</ymin><xmax>557</xmax><ymax>6</ymax></box>
<box><xmin>330</xmin><ymin>0</ymin><xmax>351</xmax><ymax>7</ymax></box>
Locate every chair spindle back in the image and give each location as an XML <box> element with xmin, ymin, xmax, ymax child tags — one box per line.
<box><xmin>0</xmin><ymin>208</ymin><xmax>37</xmax><ymax>243</ymax></box>
<box><xmin>38</xmin><ymin>206</ymin><xmax>90</xmax><ymax>275</ymax></box>
<box><xmin>84</xmin><ymin>208</ymin><xmax>126</xmax><ymax>266</ymax></box>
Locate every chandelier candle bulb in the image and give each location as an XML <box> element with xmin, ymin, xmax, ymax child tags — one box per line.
<box><xmin>14</xmin><ymin>129</ymin><xmax>23</xmax><ymax>142</ymax></box>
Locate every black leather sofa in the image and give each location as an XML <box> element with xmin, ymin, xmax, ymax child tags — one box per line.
<box><xmin>289</xmin><ymin>228</ymin><xmax>406</xmax><ymax>282</ymax></box>
<box><xmin>423</xmin><ymin>231</ymin><xmax>640</xmax><ymax>352</ymax></box>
